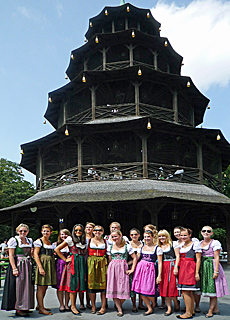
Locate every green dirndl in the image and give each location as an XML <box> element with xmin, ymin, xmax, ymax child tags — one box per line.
<box><xmin>35</xmin><ymin>254</ymin><xmax>57</xmax><ymax>286</ymax></box>
<box><xmin>200</xmin><ymin>256</ymin><xmax>216</xmax><ymax>296</ymax></box>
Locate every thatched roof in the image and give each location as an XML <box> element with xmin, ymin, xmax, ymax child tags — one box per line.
<box><xmin>1</xmin><ymin>179</ymin><xmax>230</xmax><ymax>213</ymax></box>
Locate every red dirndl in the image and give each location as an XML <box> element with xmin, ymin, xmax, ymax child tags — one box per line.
<box><xmin>178</xmin><ymin>256</ymin><xmax>196</xmax><ymax>286</ymax></box>
<box><xmin>159</xmin><ymin>260</ymin><xmax>178</xmax><ymax>297</ymax></box>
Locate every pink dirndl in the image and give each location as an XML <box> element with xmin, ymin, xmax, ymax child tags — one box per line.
<box><xmin>131</xmin><ymin>260</ymin><xmax>156</xmax><ymax>296</ymax></box>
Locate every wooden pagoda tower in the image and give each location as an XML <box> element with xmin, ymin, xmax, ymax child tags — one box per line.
<box><xmin>1</xmin><ymin>3</ymin><xmax>230</xmax><ymax>258</ymax></box>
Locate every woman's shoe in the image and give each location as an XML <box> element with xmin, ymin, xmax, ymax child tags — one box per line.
<box><xmin>97</xmin><ymin>311</ymin><xmax>106</xmax><ymax>315</ymax></box>
<box><xmin>16</xmin><ymin>311</ymin><xmax>29</xmax><ymax>317</ymax></box>
<box><xmin>165</xmin><ymin>311</ymin><xmax>173</xmax><ymax>316</ymax></box>
<box><xmin>91</xmin><ymin>310</ymin><xmax>96</xmax><ymax>314</ymax></box>
<box><xmin>71</xmin><ymin>307</ymin><xmax>81</xmax><ymax>316</ymax></box>
<box><xmin>38</xmin><ymin>310</ymin><xmax>53</xmax><ymax>315</ymax></box>
<box><xmin>117</xmin><ymin>312</ymin><xmax>123</xmax><ymax>317</ymax></box>
<box><xmin>132</xmin><ymin>308</ymin><xmax>138</xmax><ymax>313</ymax></box>
<box><xmin>59</xmin><ymin>307</ymin><xmax>65</xmax><ymax>312</ymax></box>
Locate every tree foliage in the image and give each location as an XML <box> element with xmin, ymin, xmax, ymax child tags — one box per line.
<box><xmin>223</xmin><ymin>165</ymin><xmax>230</xmax><ymax>198</ymax></box>
<box><xmin>0</xmin><ymin>158</ymin><xmax>36</xmax><ymax>209</ymax></box>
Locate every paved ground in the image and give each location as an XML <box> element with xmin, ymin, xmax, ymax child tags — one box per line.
<box><xmin>0</xmin><ymin>263</ymin><xmax>229</xmax><ymax>319</ymax></box>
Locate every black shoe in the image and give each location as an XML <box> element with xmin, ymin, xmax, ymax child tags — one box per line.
<box><xmin>16</xmin><ymin>311</ymin><xmax>30</xmax><ymax>317</ymax></box>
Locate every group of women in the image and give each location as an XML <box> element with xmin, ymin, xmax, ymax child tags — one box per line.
<box><xmin>1</xmin><ymin>222</ymin><xmax>229</xmax><ymax>319</ymax></box>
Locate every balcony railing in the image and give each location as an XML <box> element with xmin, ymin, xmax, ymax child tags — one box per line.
<box><xmin>40</xmin><ymin>162</ymin><xmax>222</xmax><ymax>194</ymax></box>
<box><xmin>67</xmin><ymin>103</ymin><xmax>192</xmax><ymax>126</ymax></box>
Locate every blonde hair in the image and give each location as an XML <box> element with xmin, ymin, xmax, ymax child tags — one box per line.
<box><xmin>143</xmin><ymin>224</ymin><xmax>158</xmax><ymax>244</ymax></box>
<box><xmin>16</xmin><ymin>223</ymin><xmax>29</xmax><ymax>233</ymax></box>
<box><xmin>85</xmin><ymin>222</ymin><xmax>95</xmax><ymax>230</ymax></box>
<box><xmin>110</xmin><ymin>222</ymin><xmax>121</xmax><ymax>229</ymax></box>
<box><xmin>93</xmin><ymin>225</ymin><xmax>104</xmax><ymax>233</ymax></box>
<box><xmin>158</xmin><ymin>229</ymin><xmax>172</xmax><ymax>247</ymax></box>
<box><xmin>111</xmin><ymin>230</ymin><xmax>126</xmax><ymax>246</ymax></box>
<box><xmin>202</xmin><ymin>226</ymin><xmax>213</xmax><ymax>232</ymax></box>
<box><xmin>57</xmin><ymin>229</ymin><xmax>71</xmax><ymax>244</ymax></box>
<box><xmin>41</xmin><ymin>224</ymin><xmax>53</xmax><ymax>231</ymax></box>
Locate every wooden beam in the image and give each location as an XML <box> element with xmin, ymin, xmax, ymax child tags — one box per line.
<box><xmin>142</xmin><ymin>135</ymin><xmax>148</xmax><ymax>178</ymax></box>
<box><xmin>173</xmin><ymin>90</ymin><xmax>178</xmax><ymax>123</ymax></box>
<box><xmin>197</xmin><ymin>141</ymin><xmax>203</xmax><ymax>184</ymax></box>
<box><xmin>77</xmin><ymin>138</ymin><xmax>83</xmax><ymax>181</ymax></box>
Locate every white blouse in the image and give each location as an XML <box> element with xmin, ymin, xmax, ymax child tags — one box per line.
<box><xmin>33</xmin><ymin>239</ymin><xmax>56</xmax><ymax>250</ymax></box>
<box><xmin>89</xmin><ymin>241</ymin><xmax>106</xmax><ymax>249</ymax></box>
<box><xmin>8</xmin><ymin>236</ymin><xmax>33</xmax><ymax>249</ymax></box>
<box><xmin>64</xmin><ymin>236</ymin><xmax>86</xmax><ymax>249</ymax></box>
<box><xmin>107</xmin><ymin>243</ymin><xmax>134</xmax><ymax>256</ymax></box>
<box><xmin>180</xmin><ymin>241</ymin><xmax>202</xmax><ymax>253</ymax></box>
<box><xmin>162</xmin><ymin>242</ymin><xmax>179</xmax><ymax>252</ymax></box>
<box><xmin>200</xmin><ymin>240</ymin><xmax>222</xmax><ymax>251</ymax></box>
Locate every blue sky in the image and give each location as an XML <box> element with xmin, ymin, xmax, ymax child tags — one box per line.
<box><xmin>1</xmin><ymin>0</ymin><xmax>230</xmax><ymax>184</ymax></box>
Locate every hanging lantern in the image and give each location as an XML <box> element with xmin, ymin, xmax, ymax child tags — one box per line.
<box><xmin>43</xmin><ymin>119</ymin><xmax>46</xmax><ymax>124</ymax></box>
<box><xmin>147</xmin><ymin>12</ymin><xmax>150</xmax><ymax>18</ymax></box>
<box><xmin>132</xmin><ymin>30</ymin><xmax>135</xmax><ymax>38</ymax></box>
<box><xmin>65</xmin><ymin>127</ymin><xmax>69</xmax><ymax>136</ymax></box>
<box><xmin>48</xmin><ymin>97</ymin><xmax>52</xmax><ymax>103</ymax></box>
<box><xmin>164</xmin><ymin>40</ymin><xmax>168</xmax><ymax>47</ymax></box>
<box><xmin>159</xmin><ymin>27</ymin><xmax>161</xmax><ymax>32</ymax></box>
<box><xmin>65</xmin><ymin>74</ymin><xmax>68</xmax><ymax>80</ymax></box>
<box><xmin>20</xmin><ymin>149</ymin><xmax>24</xmax><ymax>155</ymax></box>
<box><xmin>127</xmin><ymin>6</ymin><xmax>130</xmax><ymax>12</ymax></box>
<box><xmin>207</xmin><ymin>104</ymin><xmax>210</xmax><ymax>109</ymax></box>
<box><xmin>71</xmin><ymin>54</ymin><xmax>74</xmax><ymax>60</ymax></box>
<box><xmin>187</xmin><ymin>81</ymin><xmax>191</xmax><ymax>87</ymax></box>
<box><xmin>217</xmin><ymin>134</ymin><xmax>221</xmax><ymax>141</ymax></box>
<box><xmin>181</xmin><ymin>62</ymin><xmax>184</xmax><ymax>66</ymax></box>
<box><xmin>95</xmin><ymin>36</ymin><xmax>99</xmax><ymax>43</ymax></box>
<box><xmin>82</xmin><ymin>74</ymin><xmax>86</xmax><ymax>83</ymax></box>
<box><xmin>84</xmin><ymin>38</ymin><xmax>87</xmax><ymax>43</ymax></box>
<box><xmin>90</xmin><ymin>22</ymin><xmax>92</xmax><ymax>27</ymax></box>
<box><xmin>147</xmin><ymin>119</ymin><xmax>151</xmax><ymax>129</ymax></box>
<box><xmin>138</xmin><ymin>68</ymin><xmax>142</xmax><ymax>76</ymax></box>
<box><xmin>105</xmin><ymin>9</ymin><xmax>108</xmax><ymax>15</ymax></box>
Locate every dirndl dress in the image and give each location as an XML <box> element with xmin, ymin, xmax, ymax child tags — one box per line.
<box><xmin>106</xmin><ymin>243</ymin><xmax>134</xmax><ymax>299</ymax></box>
<box><xmin>159</xmin><ymin>244</ymin><xmax>178</xmax><ymax>297</ymax></box>
<box><xmin>131</xmin><ymin>245</ymin><xmax>163</xmax><ymax>296</ymax></box>
<box><xmin>34</xmin><ymin>238</ymin><xmax>57</xmax><ymax>286</ymax></box>
<box><xmin>59</xmin><ymin>236</ymin><xmax>87</xmax><ymax>293</ymax></box>
<box><xmin>177</xmin><ymin>242</ymin><xmax>201</xmax><ymax>291</ymax></box>
<box><xmin>87</xmin><ymin>239</ymin><xmax>107</xmax><ymax>293</ymax></box>
<box><xmin>1</xmin><ymin>236</ymin><xmax>34</xmax><ymax>311</ymax></box>
<box><xmin>200</xmin><ymin>239</ymin><xmax>229</xmax><ymax>297</ymax></box>
<box><xmin>56</xmin><ymin>248</ymin><xmax>69</xmax><ymax>289</ymax></box>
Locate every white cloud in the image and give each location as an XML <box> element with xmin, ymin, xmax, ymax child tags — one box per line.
<box><xmin>56</xmin><ymin>2</ymin><xmax>64</xmax><ymax>17</ymax></box>
<box><xmin>151</xmin><ymin>0</ymin><xmax>230</xmax><ymax>92</ymax></box>
<box><xmin>17</xmin><ymin>6</ymin><xmax>48</xmax><ymax>26</ymax></box>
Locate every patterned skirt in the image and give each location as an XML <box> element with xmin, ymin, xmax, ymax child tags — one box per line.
<box><xmin>88</xmin><ymin>256</ymin><xmax>107</xmax><ymax>293</ymax></box>
<box><xmin>200</xmin><ymin>256</ymin><xmax>229</xmax><ymax>297</ymax></box>
<box><xmin>106</xmin><ymin>259</ymin><xmax>130</xmax><ymax>299</ymax></box>
<box><xmin>35</xmin><ymin>254</ymin><xmax>57</xmax><ymax>286</ymax></box>
<box><xmin>59</xmin><ymin>254</ymin><xmax>87</xmax><ymax>293</ymax></box>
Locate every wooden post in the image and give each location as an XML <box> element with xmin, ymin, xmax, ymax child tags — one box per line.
<box><xmin>135</xmin><ymin>83</ymin><xmax>140</xmax><ymax>116</ymax></box>
<box><xmin>197</xmin><ymin>142</ymin><xmax>203</xmax><ymax>184</ymax></box>
<box><xmin>83</xmin><ymin>59</ymin><xmax>88</xmax><ymax>71</ymax></box>
<box><xmin>173</xmin><ymin>90</ymin><xmax>178</xmax><ymax>123</ymax></box>
<box><xmin>77</xmin><ymin>139</ymin><xmax>82</xmax><ymax>181</ymax></box>
<box><xmin>90</xmin><ymin>87</ymin><xmax>96</xmax><ymax>120</ymax></box>
<box><xmin>125</xmin><ymin>18</ymin><xmax>128</xmax><ymax>30</ymax></box>
<box><xmin>102</xmin><ymin>47</ymin><xmax>106</xmax><ymax>71</ymax></box>
<box><xmin>218</xmin><ymin>157</ymin><xmax>223</xmax><ymax>192</ymax></box>
<box><xmin>153</xmin><ymin>51</ymin><xmax>158</xmax><ymax>70</ymax></box>
<box><xmin>129</xmin><ymin>44</ymin><xmax>134</xmax><ymax>67</ymax></box>
<box><xmin>112</xmin><ymin>20</ymin><xmax>115</xmax><ymax>33</ymax></box>
<box><xmin>38</xmin><ymin>148</ymin><xmax>43</xmax><ymax>191</ymax></box>
<box><xmin>142</xmin><ymin>135</ymin><xmax>148</xmax><ymax>178</ymax></box>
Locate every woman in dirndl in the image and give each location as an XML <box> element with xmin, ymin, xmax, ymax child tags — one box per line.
<box><xmin>34</xmin><ymin>224</ymin><xmax>57</xmax><ymax>315</ymax></box>
<box><xmin>158</xmin><ymin>229</ymin><xmax>180</xmax><ymax>316</ymax></box>
<box><xmin>196</xmin><ymin>226</ymin><xmax>229</xmax><ymax>318</ymax></box>
<box><xmin>106</xmin><ymin>230</ymin><xmax>137</xmax><ymax>317</ymax></box>
<box><xmin>131</xmin><ymin>230</ymin><xmax>163</xmax><ymax>316</ymax></box>
<box><xmin>177</xmin><ymin>228</ymin><xmax>201</xmax><ymax>319</ymax></box>
<box><xmin>1</xmin><ymin>223</ymin><xmax>34</xmax><ymax>317</ymax></box>
<box><xmin>55</xmin><ymin>224</ymin><xmax>87</xmax><ymax>316</ymax></box>
<box><xmin>87</xmin><ymin>225</ymin><xmax>107</xmax><ymax>315</ymax></box>
<box><xmin>55</xmin><ymin>229</ymin><xmax>71</xmax><ymax>312</ymax></box>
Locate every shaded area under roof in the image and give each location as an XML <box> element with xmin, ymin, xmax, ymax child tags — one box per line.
<box><xmin>20</xmin><ymin>117</ymin><xmax>230</xmax><ymax>175</ymax></box>
<box><xmin>1</xmin><ymin>180</ymin><xmax>230</xmax><ymax>214</ymax></box>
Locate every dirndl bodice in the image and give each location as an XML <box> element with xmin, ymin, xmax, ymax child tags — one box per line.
<box><xmin>110</xmin><ymin>244</ymin><xmax>128</xmax><ymax>261</ymax></box>
<box><xmin>178</xmin><ymin>244</ymin><xmax>196</xmax><ymax>285</ymax></box>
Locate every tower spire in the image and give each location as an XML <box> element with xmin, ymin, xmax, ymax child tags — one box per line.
<box><xmin>120</xmin><ymin>0</ymin><xmax>126</xmax><ymax>5</ymax></box>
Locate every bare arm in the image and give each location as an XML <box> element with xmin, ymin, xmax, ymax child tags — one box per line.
<box><xmin>195</xmin><ymin>252</ymin><xmax>201</xmax><ymax>282</ymax></box>
<box><xmin>156</xmin><ymin>254</ymin><xmax>163</xmax><ymax>284</ymax></box>
<box><xmin>54</xmin><ymin>241</ymin><xmax>69</xmax><ymax>262</ymax></box>
<box><xmin>9</xmin><ymin>248</ymin><xmax>19</xmax><ymax>277</ymax></box>
<box><xmin>126</xmin><ymin>252</ymin><xmax>137</xmax><ymax>275</ymax></box>
<box><xmin>213</xmin><ymin>249</ymin><xmax>220</xmax><ymax>279</ymax></box>
<box><xmin>173</xmin><ymin>247</ymin><xmax>180</xmax><ymax>276</ymax></box>
<box><xmin>34</xmin><ymin>245</ymin><xmax>45</xmax><ymax>276</ymax></box>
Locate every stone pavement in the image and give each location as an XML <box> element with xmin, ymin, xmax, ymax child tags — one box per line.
<box><xmin>0</xmin><ymin>263</ymin><xmax>229</xmax><ymax>320</ymax></box>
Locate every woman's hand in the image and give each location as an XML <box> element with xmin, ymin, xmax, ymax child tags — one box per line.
<box><xmin>213</xmin><ymin>272</ymin><xmax>219</xmax><ymax>279</ymax></box>
<box><xmin>156</xmin><ymin>274</ymin><xmax>161</xmax><ymax>284</ymax></box>
<box><xmin>66</xmin><ymin>257</ymin><xmax>72</xmax><ymax>263</ymax></box>
<box><xmin>39</xmin><ymin>267</ymin><xmax>45</xmax><ymax>276</ymax></box>
<box><xmin>195</xmin><ymin>273</ymin><xmax>200</xmax><ymax>282</ymax></box>
<box><xmin>173</xmin><ymin>266</ymin><xmax>179</xmax><ymax>276</ymax></box>
<box><xmin>126</xmin><ymin>269</ymin><xmax>134</xmax><ymax>275</ymax></box>
<box><xmin>12</xmin><ymin>269</ymin><xmax>19</xmax><ymax>277</ymax></box>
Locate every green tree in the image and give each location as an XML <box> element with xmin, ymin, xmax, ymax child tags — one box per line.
<box><xmin>0</xmin><ymin>158</ymin><xmax>36</xmax><ymax>209</ymax></box>
<box><xmin>223</xmin><ymin>165</ymin><xmax>230</xmax><ymax>198</ymax></box>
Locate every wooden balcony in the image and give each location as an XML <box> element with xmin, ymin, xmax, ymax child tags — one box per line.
<box><xmin>40</xmin><ymin>162</ymin><xmax>222</xmax><ymax>193</ymax></box>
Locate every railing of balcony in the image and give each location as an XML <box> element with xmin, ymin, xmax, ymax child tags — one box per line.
<box><xmin>40</xmin><ymin>162</ymin><xmax>222</xmax><ymax>194</ymax></box>
<box><xmin>67</xmin><ymin>103</ymin><xmax>192</xmax><ymax>126</ymax></box>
